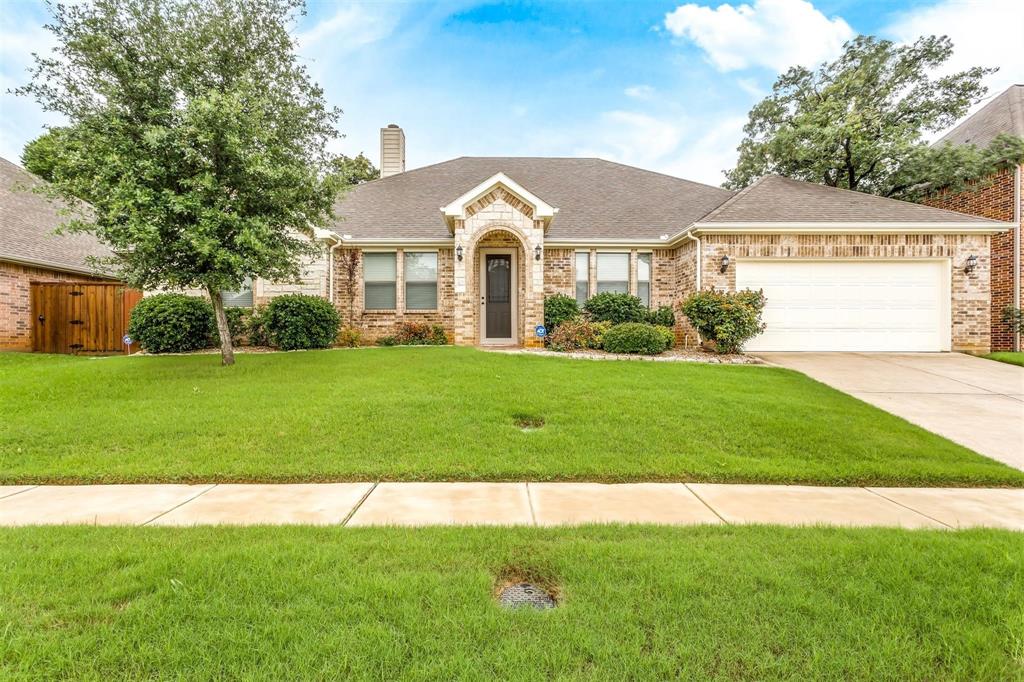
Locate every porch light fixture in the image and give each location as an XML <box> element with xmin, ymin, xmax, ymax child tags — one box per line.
<box><xmin>720</xmin><ymin>255</ymin><xmax>731</xmax><ymax>273</ymax></box>
<box><xmin>456</xmin><ymin>245</ymin><xmax>464</xmax><ymax>261</ymax></box>
<box><xmin>534</xmin><ymin>244</ymin><xmax>542</xmax><ymax>261</ymax></box>
<box><xmin>964</xmin><ymin>254</ymin><xmax>978</xmax><ymax>274</ymax></box>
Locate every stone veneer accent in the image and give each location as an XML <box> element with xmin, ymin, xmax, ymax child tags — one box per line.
<box><xmin>923</xmin><ymin>166</ymin><xmax>1022</xmax><ymax>351</ymax></box>
<box><xmin>0</xmin><ymin>260</ymin><xmax>116</xmax><ymax>351</ymax></box>
<box><xmin>698</xmin><ymin>233</ymin><xmax>992</xmax><ymax>352</ymax></box>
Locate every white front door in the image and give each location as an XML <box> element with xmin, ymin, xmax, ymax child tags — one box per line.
<box><xmin>479</xmin><ymin>248</ymin><xmax>518</xmax><ymax>345</ymax></box>
<box><xmin>736</xmin><ymin>259</ymin><xmax>950</xmax><ymax>352</ymax></box>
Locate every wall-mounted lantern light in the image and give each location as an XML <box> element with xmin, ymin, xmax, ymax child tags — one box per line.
<box><xmin>535</xmin><ymin>244</ymin><xmax>543</xmax><ymax>261</ymax></box>
<box><xmin>456</xmin><ymin>245</ymin><xmax>464</xmax><ymax>262</ymax></box>
<box><xmin>964</xmin><ymin>254</ymin><xmax>978</xmax><ymax>274</ymax></box>
<box><xmin>720</xmin><ymin>255</ymin><xmax>731</xmax><ymax>273</ymax></box>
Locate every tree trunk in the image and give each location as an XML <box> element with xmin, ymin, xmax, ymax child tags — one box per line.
<box><xmin>207</xmin><ymin>285</ymin><xmax>235</xmax><ymax>366</ymax></box>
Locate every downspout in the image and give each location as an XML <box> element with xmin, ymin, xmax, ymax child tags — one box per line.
<box><xmin>327</xmin><ymin>238</ymin><xmax>343</xmax><ymax>304</ymax></box>
<box><xmin>1015</xmin><ymin>165</ymin><xmax>1022</xmax><ymax>351</ymax></box>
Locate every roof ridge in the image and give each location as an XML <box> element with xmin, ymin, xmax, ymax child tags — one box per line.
<box><xmin>694</xmin><ymin>174</ymin><xmax>769</xmax><ymax>222</ymax></box>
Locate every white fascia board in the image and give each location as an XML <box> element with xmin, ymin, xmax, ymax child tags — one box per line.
<box><xmin>338</xmin><ymin>237</ymin><xmax>454</xmax><ymax>248</ymax></box>
<box><xmin>544</xmin><ymin>238</ymin><xmax>670</xmax><ymax>248</ymax></box>
<box><xmin>440</xmin><ymin>172</ymin><xmax>556</xmax><ymax>219</ymax></box>
<box><xmin>1</xmin><ymin>254</ymin><xmax>119</xmax><ymax>279</ymax></box>
<box><xmin>689</xmin><ymin>221</ymin><xmax>1010</xmax><ymax>235</ymax></box>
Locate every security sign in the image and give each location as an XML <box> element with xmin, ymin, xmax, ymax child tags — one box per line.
<box><xmin>122</xmin><ymin>334</ymin><xmax>133</xmax><ymax>346</ymax></box>
<box><xmin>535</xmin><ymin>325</ymin><xmax>547</xmax><ymax>338</ymax></box>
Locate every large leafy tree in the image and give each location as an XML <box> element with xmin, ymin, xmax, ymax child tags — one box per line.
<box><xmin>330</xmin><ymin>153</ymin><xmax>380</xmax><ymax>185</ymax></box>
<box><xmin>21</xmin><ymin>127</ymin><xmax>68</xmax><ymax>183</ymax></box>
<box><xmin>723</xmin><ymin>35</ymin><xmax>1022</xmax><ymax>199</ymax></box>
<box><xmin>16</xmin><ymin>0</ymin><xmax>341</xmax><ymax>365</ymax></box>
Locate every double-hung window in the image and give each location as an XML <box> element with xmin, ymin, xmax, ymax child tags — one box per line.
<box><xmin>221</xmin><ymin>277</ymin><xmax>253</xmax><ymax>308</ymax></box>
<box><xmin>596</xmin><ymin>253</ymin><xmax>629</xmax><ymax>294</ymax></box>
<box><xmin>637</xmin><ymin>253</ymin><xmax>651</xmax><ymax>307</ymax></box>
<box><xmin>404</xmin><ymin>252</ymin><xmax>438</xmax><ymax>310</ymax></box>
<box><xmin>575</xmin><ymin>252</ymin><xmax>590</xmax><ymax>304</ymax></box>
<box><xmin>364</xmin><ymin>252</ymin><xmax>397</xmax><ymax>310</ymax></box>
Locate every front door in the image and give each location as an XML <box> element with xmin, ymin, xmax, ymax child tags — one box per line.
<box><xmin>480</xmin><ymin>249</ymin><xmax>517</xmax><ymax>344</ymax></box>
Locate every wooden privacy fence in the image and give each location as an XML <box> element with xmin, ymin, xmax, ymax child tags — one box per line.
<box><xmin>31</xmin><ymin>282</ymin><xmax>143</xmax><ymax>354</ymax></box>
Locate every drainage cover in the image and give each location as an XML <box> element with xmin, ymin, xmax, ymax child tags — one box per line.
<box><xmin>498</xmin><ymin>582</ymin><xmax>556</xmax><ymax>610</ymax></box>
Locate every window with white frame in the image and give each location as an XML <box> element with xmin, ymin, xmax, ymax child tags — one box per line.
<box><xmin>575</xmin><ymin>251</ymin><xmax>590</xmax><ymax>304</ymax></box>
<box><xmin>404</xmin><ymin>252</ymin><xmax>438</xmax><ymax>310</ymax></box>
<box><xmin>637</xmin><ymin>253</ymin><xmax>651</xmax><ymax>307</ymax></box>
<box><xmin>596</xmin><ymin>253</ymin><xmax>629</xmax><ymax>294</ymax></box>
<box><xmin>364</xmin><ymin>252</ymin><xmax>397</xmax><ymax>310</ymax></box>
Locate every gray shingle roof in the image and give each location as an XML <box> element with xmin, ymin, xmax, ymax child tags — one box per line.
<box><xmin>698</xmin><ymin>174</ymin><xmax>1000</xmax><ymax>224</ymax></box>
<box><xmin>331</xmin><ymin>157</ymin><xmax>735</xmax><ymax>240</ymax></box>
<box><xmin>0</xmin><ymin>157</ymin><xmax>116</xmax><ymax>276</ymax></box>
<box><xmin>935</xmin><ymin>84</ymin><xmax>1024</xmax><ymax>149</ymax></box>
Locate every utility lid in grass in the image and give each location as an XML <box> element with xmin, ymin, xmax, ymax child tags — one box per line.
<box><xmin>497</xmin><ymin>582</ymin><xmax>557</xmax><ymax>610</ymax></box>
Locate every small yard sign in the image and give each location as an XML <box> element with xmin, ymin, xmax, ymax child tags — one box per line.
<box><xmin>535</xmin><ymin>325</ymin><xmax>547</xmax><ymax>338</ymax></box>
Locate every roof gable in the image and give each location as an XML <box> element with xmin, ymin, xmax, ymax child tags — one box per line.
<box><xmin>441</xmin><ymin>172</ymin><xmax>556</xmax><ymax>232</ymax></box>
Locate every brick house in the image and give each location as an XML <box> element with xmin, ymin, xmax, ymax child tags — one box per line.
<box><xmin>923</xmin><ymin>84</ymin><xmax>1023</xmax><ymax>351</ymax></box>
<box><xmin>323</xmin><ymin>126</ymin><xmax>1008</xmax><ymax>352</ymax></box>
<box><xmin>0</xmin><ymin>157</ymin><xmax>123</xmax><ymax>351</ymax></box>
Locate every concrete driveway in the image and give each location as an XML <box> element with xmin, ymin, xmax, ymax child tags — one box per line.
<box><xmin>757</xmin><ymin>353</ymin><xmax>1024</xmax><ymax>470</ymax></box>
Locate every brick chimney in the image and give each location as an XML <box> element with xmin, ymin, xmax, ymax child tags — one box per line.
<box><xmin>379</xmin><ymin>124</ymin><xmax>406</xmax><ymax>178</ymax></box>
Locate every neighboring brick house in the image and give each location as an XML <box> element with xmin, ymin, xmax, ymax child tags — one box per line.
<box><xmin>0</xmin><ymin>157</ymin><xmax>122</xmax><ymax>351</ymax></box>
<box><xmin>923</xmin><ymin>85</ymin><xmax>1023</xmax><ymax>351</ymax></box>
<box><xmin>324</xmin><ymin>126</ymin><xmax>1008</xmax><ymax>352</ymax></box>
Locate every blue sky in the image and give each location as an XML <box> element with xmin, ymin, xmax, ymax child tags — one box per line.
<box><xmin>1</xmin><ymin>0</ymin><xmax>1021</xmax><ymax>185</ymax></box>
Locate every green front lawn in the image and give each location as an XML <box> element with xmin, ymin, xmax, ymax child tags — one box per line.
<box><xmin>1</xmin><ymin>347</ymin><xmax>1021</xmax><ymax>486</ymax></box>
<box><xmin>1</xmin><ymin>525</ymin><xmax>1021</xmax><ymax>680</ymax></box>
<box><xmin>984</xmin><ymin>352</ymin><xmax>1024</xmax><ymax>367</ymax></box>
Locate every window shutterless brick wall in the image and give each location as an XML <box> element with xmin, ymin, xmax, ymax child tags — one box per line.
<box><xmin>922</xmin><ymin>166</ymin><xmax>1022</xmax><ymax>351</ymax></box>
<box><xmin>0</xmin><ymin>260</ymin><xmax>116</xmax><ymax>351</ymax></box>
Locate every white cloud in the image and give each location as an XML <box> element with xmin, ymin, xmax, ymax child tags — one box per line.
<box><xmin>624</xmin><ymin>84</ymin><xmax>655</xmax><ymax>100</ymax></box>
<box><xmin>884</xmin><ymin>0</ymin><xmax>1024</xmax><ymax>98</ymax></box>
<box><xmin>663</xmin><ymin>0</ymin><xmax>853</xmax><ymax>72</ymax></box>
<box><xmin>296</xmin><ymin>3</ymin><xmax>400</xmax><ymax>52</ymax></box>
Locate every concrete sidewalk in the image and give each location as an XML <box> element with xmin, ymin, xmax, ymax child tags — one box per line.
<box><xmin>1</xmin><ymin>482</ymin><xmax>1022</xmax><ymax>530</ymax></box>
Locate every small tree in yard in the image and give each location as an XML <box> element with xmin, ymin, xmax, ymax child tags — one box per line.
<box><xmin>725</xmin><ymin>35</ymin><xmax>1024</xmax><ymax>201</ymax></box>
<box><xmin>16</xmin><ymin>0</ymin><xmax>341</xmax><ymax>365</ymax></box>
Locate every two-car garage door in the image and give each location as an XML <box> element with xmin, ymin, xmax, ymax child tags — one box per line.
<box><xmin>736</xmin><ymin>260</ymin><xmax>950</xmax><ymax>352</ymax></box>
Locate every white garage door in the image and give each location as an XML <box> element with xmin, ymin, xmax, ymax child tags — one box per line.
<box><xmin>736</xmin><ymin>260</ymin><xmax>949</xmax><ymax>352</ymax></box>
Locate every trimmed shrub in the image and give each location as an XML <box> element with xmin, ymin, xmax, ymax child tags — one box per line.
<box><xmin>245</xmin><ymin>305</ymin><xmax>271</xmax><ymax>347</ymax></box>
<box><xmin>544</xmin><ymin>294</ymin><xmax>579</xmax><ymax>331</ymax></box>
<box><xmin>590</xmin><ymin>320</ymin><xmax>612</xmax><ymax>349</ymax></box>
<box><xmin>395</xmin><ymin>322</ymin><xmax>448</xmax><ymax>345</ymax></box>
<box><xmin>601</xmin><ymin>322</ymin><xmax>669</xmax><ymax>355</ymax></box>
<box><xmin>1003</xmin><ymin>306</ymin><xmax>1024</xmax><ymax>336</ymax></box>
<box><xmin>263</xmin><ymin>294</ymin><xmax>341</xmax><ymax>350</ymax></box>
<box><xmin>654</xmin><ymin>325</ymin><xmax>675</xmax><ymax>350</ymax></box>
<box><xmin>336</xmin><ymin>327</ymin><xmax>362</xmax><ymax>348</ymax></box>
<box><xmin>547</xmin><ymin>318</ymin><xmax>599</xmax><ymax>352</ymax></box>
<box><xmin>584</xmin><ymin>292</ymin><xmax>647</xmax><ymax>324</ymax></box>
<box><xmin>681</xmin><ymin>289</ymin><xmax>766</xmax><ymax>354</ymax></box>
<box><xmin>376</xmin><ymin>335</ymin><xmax>398</xmax><ymax>346</ymax></box>
<box><xmin>127</xmin><ymin>293</ymin><xmax>215</xmax><ymax>353</ymax></box>
<box><xmin>646</xmin><ymin>304</ymin><xmax>676</xmax><ymax>328</ymax></box>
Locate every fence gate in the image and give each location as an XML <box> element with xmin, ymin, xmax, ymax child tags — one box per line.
<box><xmin>30</xmin><ymin>283</ymin><xmax>143</xmax><ymax>354</ymax></box>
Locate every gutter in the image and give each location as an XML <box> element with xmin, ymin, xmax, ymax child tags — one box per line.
<box><xmin>313</xmin><ymin>228</ymin><xmax>342</xmax><ymax>304</ymax></box>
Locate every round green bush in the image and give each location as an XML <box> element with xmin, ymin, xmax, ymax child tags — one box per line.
<box><xmin>263</xmin><ymin>294</ymin><xmax>341</xmax><ymax>350</ymax></box>
<box><xmin>127</xmin><ymin>293</ymin><xmax>216</xmax><ymax>353</ymax></box>
<box><xmin>544</xmin><ymin>293</ymin><xmax>579</xmax><ymax>331</ymax></box>
<box><xmin>601</xmin><ymin>322</ymin><xmax>669</xmax><ymax>355</ymax></box>
<box><xmin>646</xmin><ymin>304</ymin><xmax>676</xmax><ymax>328</ymax></box>
<box><xmin>584</xmin><ymin>292</ymin><xmax>647</xmax><ymax>324</ymax></box>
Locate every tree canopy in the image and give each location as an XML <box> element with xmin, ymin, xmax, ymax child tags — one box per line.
<box><xmin>16</xmin><ymin>0</ymin><xmax>341</xmax><ymax>365</ymax></box>
<box><xmin>724</xmin><ymin>35</ymin><xmax>1023</xmax><ymax>200</ymax></box>
<box><xmin>330</xmin><ymin>153</ymin><xmax>380</xmax><ymax>186</ymax></box>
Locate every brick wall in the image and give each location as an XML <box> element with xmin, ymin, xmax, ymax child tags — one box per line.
<box><xmin>699</xmin><ymin>233</ymin><xmax>992</xmax><ymax>352</ymax></box>
<box><xmin>923</xmin><ymin>166</ymin><xmax>1022</xmax><ymax>351</ymax></box>
<box><xmin>332</xmin><ymin>247</ymin><xmax>455</xmax><ymax>344</ymax></box>
<box><xmin>1</xmin><ymin>260</ymin><xmax>115</xmax><ymax>351</ymax></box>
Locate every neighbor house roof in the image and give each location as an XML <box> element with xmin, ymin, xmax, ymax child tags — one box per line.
<box><xmin>934</xmin><ymin>84</ymin><xmax>1024</xmax><ymax>149</ymax></box>
<box><xmin>0</xmin><ymin>157</ymin><xmax>116</xmax><ymax>277</ymax></box>
<box><xmin>694</xmin><ymin>175</ymin><xmax>1000</xmax><ymax>226</ymax></box>
<box><xmin>331</xmin><ymin>157</ymin><xmax>735</xmax><ymax>241</ymax></box>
